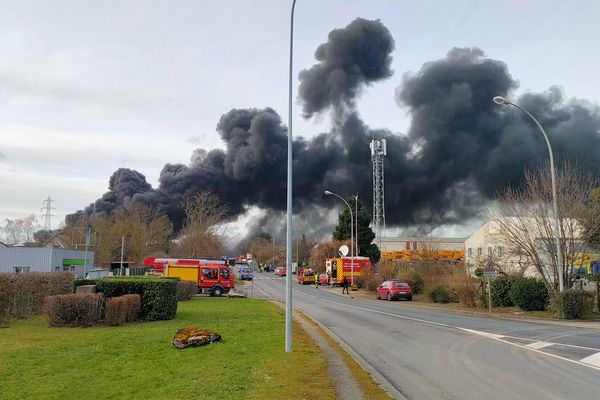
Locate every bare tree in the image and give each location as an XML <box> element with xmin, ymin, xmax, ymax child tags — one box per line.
<box><xmin>308</xmin><ymin>239</ymin><xmax>351</xmax><ymax>272</ymax></box>
<box><xmin>57</xmin><ymin>206</ymin><xmax>172</xmax><ymax>265</ymax></box>
<box><xmin>173</xmin><ymin>190</ymin><xmax>228</xmax><ymax>258</ymax></box>
<box><xmin>492</xmin><ymin>163</ymin><xmax>598</xmax><ymax>292</ymax></box>
<box><xmin>2</xmin><ymin>215</ymin><xmax>38</xmax><ymax>244</ymax></box>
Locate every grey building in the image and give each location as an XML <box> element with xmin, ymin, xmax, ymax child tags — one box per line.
<box><xmin>0</xmin><ymin>247</ymin><xmax>94</xmax><ymax>278</ymax></box>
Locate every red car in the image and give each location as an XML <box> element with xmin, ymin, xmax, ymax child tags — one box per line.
<box><xmin>318</xmin><ymin>273</ymin><xmax>330</xmax><ymax>286</ymax></box>
<box><xmin>277</xmin><ymin>267</ymin><xmax>287</xmax><ymax>277</ymax></box>
<box><xmin>376</xmin><ymin>279</ymin><xmax>412</xmax><ymax>301</ymax></box>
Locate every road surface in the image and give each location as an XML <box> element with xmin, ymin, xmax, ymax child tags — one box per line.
<box><xmin>246</xmin><ymin>272</ymin><xmax>600</xmax><ymax>400</ymax></box>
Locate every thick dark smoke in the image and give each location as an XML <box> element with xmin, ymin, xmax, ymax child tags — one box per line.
<box><xmin>298</xmin><ymin>17</ymin><xmax>395</xmax><ymax>118</ymax></box>
<box><xmin>69</xmin><ymin>18</ymin><xmax>600</xmax><ymax>239</ymax></box>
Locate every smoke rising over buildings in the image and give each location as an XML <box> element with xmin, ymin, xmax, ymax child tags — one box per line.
<box><xmin>68</xmin><ymin>18</ymin><xmax>600</xmax><ymax>236</ymax></box>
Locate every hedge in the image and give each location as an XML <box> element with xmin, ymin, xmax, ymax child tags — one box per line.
<box><xmin>177</xmin><ymin>280</ymin><xmax>197</xmax><ymax>301</ymax></box>
<box><xmin>0</xmin><ymin>272</ymin><xmax>75</xmax><ymax>319</ymax></box>
<box><xmin>550</xmin><ymin>289</ymin><xmax>595</xmax><ymax>319</ymax></box>
<box><xmin>95</xmin><ymin>278</ymin><xmax>178</xmax><ymax>321</ymax></box>
<box><xmin>104</xmin><ymin>294</ymin><xmax>141</xmax><ymax>326</ymax></box>
<box><xmin>509</xmin><ymin>277</ymin><xmax>549</xmax><ymax>311</ymax></box>
<box><xmin>491</xmin><ymin>275</ymin><xmax>515</xmax><ymax>307</ymax></box>
<box><xmin>429</xmin><ymin>285</ymin><xmax>458</xmax><ymax>303</ymax></box>
<box><xmin>44</xmin><ymin>293</ymin><xmax>104</xmax><ymax>327</ymax></box>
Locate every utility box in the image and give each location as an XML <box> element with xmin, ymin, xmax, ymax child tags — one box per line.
<box><xmin>76</xmin><ymin>285</ymin><xmax>97</xmax><ymax>294</ymax></box>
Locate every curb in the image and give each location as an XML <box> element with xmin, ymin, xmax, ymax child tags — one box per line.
<box><xmin>298</xmin><ymin>309</ymin><xmax>407</xmax><ymax>400</ymax></box>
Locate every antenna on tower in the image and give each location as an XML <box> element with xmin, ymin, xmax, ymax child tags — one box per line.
<box><xmin>370</xmin><ymin>138</ymin><xmax>386</xmax><ymax>249</ymax></box>
<box><xmin>41</xmin><ymin>196</ymin><xmax>55</xmax><ymax>230</ymax></box>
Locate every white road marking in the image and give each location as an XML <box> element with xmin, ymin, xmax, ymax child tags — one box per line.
<box><xmin>580</xmin><ymin>352</ymin><xmax>600</xmax><ymax>368</ymax></box>
<box><xmin>458</xmin><ymin>328</ymin><xmax>504</xmax><ymax>340</ymax></box>
<box><xmin>526</xmin><ymin>341</ymin><xmax>554</xmax><ymax>350</ymax></box>
<box><xmin>315</xmin><ymin>297</ymin><xmax>600</xmax><ymax>372</ymax></box>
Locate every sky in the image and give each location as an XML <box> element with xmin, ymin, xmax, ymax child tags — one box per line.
<box><xmin>1</xmin><ymin>0</ymin><xmax>599</xmax><ymax>237</ymax></box>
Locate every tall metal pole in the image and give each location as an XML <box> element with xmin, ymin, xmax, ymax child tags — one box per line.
<box><xmin>119</xmin><ymin>236</ymin><xmax>125</xmax><ymax>276</ymax></box>
<box><xmin>285</xmin><ymin>0</ymin><xmax>297</xmax><ymax>353</ymax></box>
<box><xmin>325</xmin><ymin>191</ymin><xmax>354</xmax><ymax>286</ymax></box>
<box><xmin>493</xmin><ymin>96</ymin><xmax>564</xmax><ymax>291</ymax></box>
<box><xmin>83</xmin><ymin>225</ymin><xmax>91</xmax><ymax>279</ymax></box>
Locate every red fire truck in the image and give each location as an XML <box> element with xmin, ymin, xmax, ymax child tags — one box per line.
<box><xmin>143</xmin><ymin>257</ymin><xmax>226</xmax><ymax>274</ymax></box>
<box><xmin>325</xmin><ymin>256</ymin><xmax>372</xmax><ymax>286</ymax></box>
<box><xmin>143</xmin><ymin>257</ymin><xmax>234</xmax><ymax>296</ymax></box>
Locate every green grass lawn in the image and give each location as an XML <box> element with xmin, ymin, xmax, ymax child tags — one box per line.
<box><xmin>0</xmin><ymin>298</ymin><xmax>335</xmax><ymax>400</ymax></box>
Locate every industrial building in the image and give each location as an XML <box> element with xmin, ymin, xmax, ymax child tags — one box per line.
<box><xmin>0</xmin><ymin>247</ymin><xmax>94</xmax><ymax>278</ymax></box>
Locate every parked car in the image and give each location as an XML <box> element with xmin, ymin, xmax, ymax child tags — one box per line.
<box><xmin>376</xmin><ymin>279</ymin><xmax>412</xmax><ymax>301</ymax></box>
<box><xmin>277</xmin><ymin>267</ymin><xmax>287</xmax><ymax>277</ymax></box>
<box><xmin>318</xmin><ymin>273</ymin><xmax>329</xmax><ymax>286</ymax></box>
<box><xmin>240</xmin><ymin>269</ymin><xmax>254</xmax><ymax>281</ymax></box>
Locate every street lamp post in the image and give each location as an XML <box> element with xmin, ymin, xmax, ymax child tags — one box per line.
<box><xmin>285</xmin><ymin>0</ymin><xmax>297</xmax><ymax>353</ymax></box>
<box><xmin>325</xmin><ymin>190</ymin><xmax>355</xmax><ymax>286</ymax></box>
<box><xmin>493</xmin><ymin>96</ymin><xmax>564</xmax><ymax>292</ymax></box>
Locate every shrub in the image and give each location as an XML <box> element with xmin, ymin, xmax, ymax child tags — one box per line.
<box><xmin>446</xmin><ymin>265</ymin><xmax>477</xmax><ymax>307</ymax></box>
<box><xmin>104</xmin><ymin>294</ymin><xmax>141</xmax><ymax>326</ymax></box>
<box><xmin>429</xmin><ymin>285</ymin><xmax>458</xmax><ymax>303</ymax></box>
<box><xmin>407</xmin><ymin>274</ymin><xmax>424</xmax><ymax>295</ymax></box>
<box><xmin>73</xmin><ymin>279</ymin><xmax>97</xmax><ymax>291</ymax></box>
<box><xmin>491</xmin><ymin>275</ymin><xmax>515</xmax><ymax>307</ymax></box>
<box><xmin>509</xmin><ymin>277</ymin><xmax>549</xmax><ymax>311</ymax></box>
<box><xmin>44</xmin><ymin>293</ymin><xmax>104</xmax><ymax>327</ymax></box>
<box><xmin>550</xmin><ymin>289</ymin><xmax>595</xmax><ymax>319</ymax></box>
<box><xmin>95</xmin><ymin>277</ymin><xmax>177</xmax><ymax>321</ymax></box>
<box><xmin>177</xmin><ymin>280</ymin><xmax>197</xmax><ymax>301</ymax></box>
<box><xmin>357</xmin><ymin>268</ymin><xmax>384</xmax><ymax>291</ymax></box>
<box><xmin>0</xmin><ymin>274</ymin><xmax>18</xmax><ymax>322</ymax></box>
<box><xmin>0</xmin><ymin>272</ymin><xmax>75</xmax><ymax>319</ymax></box>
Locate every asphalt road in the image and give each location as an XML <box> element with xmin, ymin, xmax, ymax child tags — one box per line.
<box><xmin>246</xmin><ymin>272</ymin><xmax>600</xmax><ymax>400</ymax></box>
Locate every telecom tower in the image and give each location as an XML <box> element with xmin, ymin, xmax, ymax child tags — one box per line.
<box><xmin>41</xmin><ymin>196</ymin><xmax>55</xmax><ymax>230</ymax></box>
<box><xmin>370</xmin><ymin>139</ymin><xmax>386</xmax><ymax>248</ymax></box>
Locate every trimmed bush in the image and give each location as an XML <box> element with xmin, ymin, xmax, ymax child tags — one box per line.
<box><xmin>73</xmin><ymin>279</ymin><xmax>97</xmax><ymax>291</ymax></box>
<box><xmin>177</xmin><ymin>280</ymin><xmax>197</xmax><ymax>301</ymax></box>
<box><xmin>0</xmin><ymin>274</ymin><xmax>18</xmax><ymax>322</ymax></box>
<box><xmin>408</xmin><ymin>274</ymin><xmax>424</xmax><ymax>295</ymax></box>
<box><xmin>44</xmin><ymin>293</ymin><xmax>104</xmax><ymax>327</ymax></box>
<box><xmin>491</xmin><ymin>275</ymin><xmax>515</xmax><ymax>307</ymax></box>
<box><xmin>95</xmin><ymin>277</ymin><xmax>177</xmax><ymax>321</ymax></box>
<box><xmin>0</xmin><ymin>272</ymin><xmax>75</xmax><ymax>319</ymax></box>
<box><xmin>429</xmin><ymin>285</ymin><xmax>458</xmax><ymax>303</ymax></box>
<box><xmin>509</xmin><ymin>277</ymin><xmax>549</xmax><ymax>311</ymax></box>
<box><xmin>550</xmin><ymin>289</ymin><xmax>595</xmax><ymax>319</ymax></box>
<box><xmin>104</xmin><ymin>294</ymin><xmax>141</xmax><ymax>326</ymax></box>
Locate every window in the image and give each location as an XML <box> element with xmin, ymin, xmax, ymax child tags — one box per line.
<box><xmin>220</xmin><ymin>268</ymin><xmax>230</xmax><ymax>280</ymax></box>
<box><xmin>14</xmin><ymin>267</ymin><xmax>31</xmax><ymax>273</ymax></box>
<box><xmin>497</xmin><ymin>246</ymin><xmax>503</xmax><ymax>257</ymax></box>
<box><xmin>467</xmin><ymin>248</ymin><xmax>472</xmax><ymax>257</ymax></box>
<box><xmin>477</xmin><ymin>248</ymin><xmax>482</xmax><ymax>256</ymax></box>
<box><xmin>202</xmin><ymin>268</ymin><xmax>217</xmax><ymax>279</ymax></box>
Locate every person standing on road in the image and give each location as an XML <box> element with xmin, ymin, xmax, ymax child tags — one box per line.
<box><xmin>342</xmin><ymin>276</ymin><xmax>349</xmax><ymax>294</ymax></box>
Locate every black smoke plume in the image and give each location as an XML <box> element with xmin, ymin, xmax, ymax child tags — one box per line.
<box><xmin>69</xmin><ymin>18</ymin><xmax>600</xmax><ymax>238</ymax></box>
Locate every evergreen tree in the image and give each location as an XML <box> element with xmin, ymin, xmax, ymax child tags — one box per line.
<box><xmin>332</xmin><ymin>197</ymin><xmax>380</xmax><ymax>264</ymax></box>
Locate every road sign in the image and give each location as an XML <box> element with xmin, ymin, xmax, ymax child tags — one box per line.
<box><xmin>483</xmin><ymin>268</ymin><xmax>497</xmax><ymax>280</ymax></box>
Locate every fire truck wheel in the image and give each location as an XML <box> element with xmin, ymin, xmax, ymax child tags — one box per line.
<box><xmin>212</xmin><ymin>287</ymin><xmax>223</xmax><ymax>297</ymax></box>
